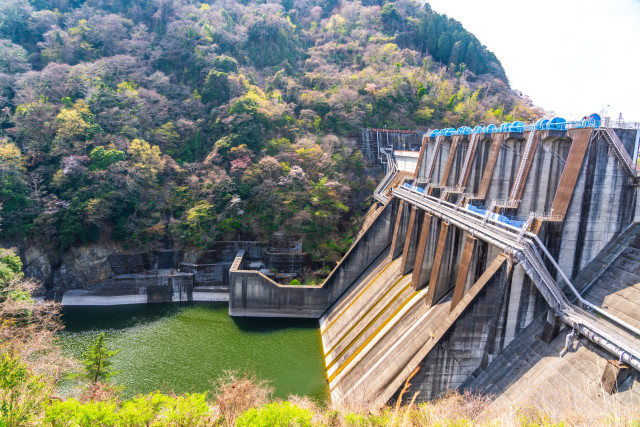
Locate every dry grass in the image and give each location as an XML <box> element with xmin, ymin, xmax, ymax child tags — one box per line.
<box><xmin>212</xmin><ymin>370</ymin><xmax>273</xmax><ymax>426</ymax></box>
<box><xmin>78</xmin><ymin>381</ymin><xmax>123</xmax><ymax>403</ymax></box>
<box><xmin>415</xmin><ymin>390</ymin><xmax>492</xmax><ymax>426</ymax></box>
<box><xmin>479</xmin><ymin>386</ymin><xmax>640</xmax><ymax>427</ymax></box>
<box><xmin>307</xmin><ymin>388</ymin><xmax>640</xmax><ymax>426</ymax></box>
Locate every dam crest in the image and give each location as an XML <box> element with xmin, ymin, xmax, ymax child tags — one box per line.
<box><xmin>229</xmin><ymin>116</ymin><xmax>640</xmax><ymax>408</ymax></box>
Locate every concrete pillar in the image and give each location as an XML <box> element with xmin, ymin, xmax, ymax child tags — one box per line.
<box><xmin>479</xmin><ymin>258</ymin><xmax>513</xmax><ymax>368</ymax></box>
<box><xmin>390</xmin><ymin>201</ymin><xmax>405</xmax><ymax>260</ymax></box>
<box><xmin>413</xmin><ymin>135</ymin><xmax>428</xmax><ymax>179</ymax></box>
<box><xmin>450</xmin><ymin>234</ymin><xmax>476</xmax><ymax>311</ymax></box>
<box><xmin>411</xmin><ymin>214</ymin><xmax>433</xmax><ymax>290</ymax></box>
<box><xmin>510</xmin><ymin>131</ymin><xmax>540</xmax><ymax>202</ymax></box>
<box><xmin>540</xmin><ymin>310</ymin><xmax>562</xmax><ymax>344</ymax></box>
<box><xmin>477</xmin><ymin>134</ymin><xmax>503</xmax><ymax>199</ymax></box>
<box><xmin>424</xmin><ymin>222</ymin><xmax>449</xmax><ymax>307</ymax></box>
<box><xmin>504</xmin><ymin>264</ymin><xmax>526</xmax><ymax>346</ymax></box>
<box><xmin>400</xmin><ymin>206</ymin><xmax>418</xmax><ymax>275</ymax></box>
<box><xmin>551</xmin><ymin>128</ymin><xmax>592</xmax><ymax>219</ymax></box>
<box><xmin>439</xmin><ymin>135</ymin><xmax>460</xmax><ymax>186</ymax></box>
<box><xmin>458</xmin><ymin>136</ymin><xmax>479</xmax><ymax>189</ymax></box>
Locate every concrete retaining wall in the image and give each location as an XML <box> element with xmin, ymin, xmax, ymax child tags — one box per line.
<box><xmin>228</xmin><ymin>200</ymin><xmax>397</xmax><ymax>317</ymax></box>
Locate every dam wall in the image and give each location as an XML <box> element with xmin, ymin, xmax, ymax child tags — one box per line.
<box><xmin>363</xmin><ymin>123</ymin><xmax>640</xmax><ymax>407</ymax></box>
<box><xmin>228</xmin><ymin>120</ymin><xmax>640</xmax><ymax>408</ymax></box>
<box><xmin>543</xmin><ymin>129</ymin><xmax>638</xmax><ymax>279</ymax></box>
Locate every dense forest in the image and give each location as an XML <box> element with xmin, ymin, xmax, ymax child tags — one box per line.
<box><xmin>0</xmin><ymin>0</ymin><xmax>542</xmax><ymax>272</ymax></box>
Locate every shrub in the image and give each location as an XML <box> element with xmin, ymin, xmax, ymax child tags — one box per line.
<box><xmin>0</xmin><ymin>355</ymin><xmax>51</xmax><ymax>427</ymax></box>
<box><xmin>88</xmin><ymin>146</ymin><xmax>126</xmax><ymax>170</ymax></box>
<box><xmin>236</xmin><ymin>401</ymin><xmax>313</xmax><ymax>427</ymax></box>
<box><xmin>213</xmin><ymin>55</ymin><xmax>238</xmax><ymax>73</ymax></box>
<box><xmin>201</xmin><ymin>70</ymin><xmax>230</xmax><ymax>105</ymax></box>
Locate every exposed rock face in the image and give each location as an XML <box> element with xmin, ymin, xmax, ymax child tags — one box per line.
<box><xmin>53</xmin><ymin>245</ymin><xmax>114</xmax><ymax>289</ymax></box>
<box><xmin>21</xmin><ymin>244</ymin><xmax>114</xmax><ymax>290</ymax></box>
<box><xmin>23</xmin><ymin>247</ymin><xmax>52</xmax><ymax>286</ymax></box>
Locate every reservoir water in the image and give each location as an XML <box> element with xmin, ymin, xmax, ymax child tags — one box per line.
<box><xmin>59</xmin><ymin>303</ymin><xmax>328</xmax><ymax>402</ymax></box>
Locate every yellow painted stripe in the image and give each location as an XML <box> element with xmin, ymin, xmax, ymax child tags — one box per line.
<box><xmin>321</xmin><ymin>260</ymin><xmax>395</xmax><ymax>336</ymax></box>
<box><xmin>328</xmin><ymin>281</ymin><xmax>421</xmax><ymax>387</ymax></box>
<box><xmin>325</xmin><ymin>280</ymin><xmax>411</xmax><ymax>369</ymax></box>
<box><xmin>324</xmin><ymin>274</ymin><xmax>408</xmax><ymax>359</ymax></box>
<box><xmin>330</xmin><ymin>255</ymin><xmax>508</xmax><ymax>390</ymax></box>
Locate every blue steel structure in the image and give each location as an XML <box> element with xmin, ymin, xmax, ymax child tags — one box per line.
<box><xmin>427</xmin><ymin>113</ymin><xmax>603</xmax><ymax>137</ymax></box>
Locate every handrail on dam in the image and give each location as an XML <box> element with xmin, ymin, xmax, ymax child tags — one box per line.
<box><xmin>598</xmin><ymin>127</ymin><xmax>638</xmax><ymax>177</ymax></box>
<box><xmin>392</xmin><ymin>185</ymin><xmax>640</xmax><ymax>372</ymax></box>
<box><xmin>373</xmin><ymin>148</ymin><xmax>397</xmax><ymax>204</ymax></box>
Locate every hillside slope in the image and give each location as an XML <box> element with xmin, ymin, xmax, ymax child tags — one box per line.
<box><xmin>0</xmin><ymin>0</ymin><xmax>541</xmax><ymax>285</ymax></box>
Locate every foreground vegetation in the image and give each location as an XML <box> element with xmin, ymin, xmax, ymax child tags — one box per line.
<box><xmin>0</xmin><ymin>0</ymin><xmax>542</xmax><ymax>278</ymax></box>
<box><xmin>2</xmin><ymin>249</ymin><xmax>639</xmax><ymax>426</ymax></box>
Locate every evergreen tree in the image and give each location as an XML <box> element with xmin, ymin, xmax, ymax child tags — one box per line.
<box><xmin>81</xmin><ymin>332</ymin><xmax>120</xmax><ymax>384</ymax></box>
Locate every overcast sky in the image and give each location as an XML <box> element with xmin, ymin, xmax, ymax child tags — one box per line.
<box><xmin>425</xmin><ymin>0</ymin><xmax>640</xmax><ymax>121</ymax></box>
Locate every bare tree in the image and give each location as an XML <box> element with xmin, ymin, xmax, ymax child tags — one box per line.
<box><xmin>27</xmin><ymin>171</ymin><xmax>44</xmax><ymax>210</ymax></box>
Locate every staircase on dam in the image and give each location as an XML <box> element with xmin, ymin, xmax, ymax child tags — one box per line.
<box><xmin>229</xmin><ymin>117</ymin><xmax>640</xmax><ymax>409</ymax></box>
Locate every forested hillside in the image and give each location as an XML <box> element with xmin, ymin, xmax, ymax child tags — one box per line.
<box><xmin>0</xmin><ymin>0</ymin><xmax>541</xmax><ymax>269</ymax></box>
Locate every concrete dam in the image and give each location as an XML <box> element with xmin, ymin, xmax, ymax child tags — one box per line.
<box><xmin>229</xmin><ymin>116</ymin><xmax>640</xmax><ymax>409</ymax></box>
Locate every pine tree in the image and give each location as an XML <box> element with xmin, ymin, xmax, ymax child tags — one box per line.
<box><xmin>81</xmin><ymin>332</ymin><xmax>120</xmax><ymax>383</ymax></box>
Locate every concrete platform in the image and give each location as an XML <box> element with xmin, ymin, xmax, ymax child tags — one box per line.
<box><xmin>60</xmin><ymin>288</ymin><xmax>228</xmax><ymax>305</ymax></box>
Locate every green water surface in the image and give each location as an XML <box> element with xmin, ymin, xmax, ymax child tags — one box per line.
<box><xmin>59</xmin><ymin>303</ymin><xmax>328</xmax><ymax>402</ymax></box>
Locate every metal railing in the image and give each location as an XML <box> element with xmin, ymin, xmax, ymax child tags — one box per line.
<box><xmin>599</xmin><ymin>128</ymin><xmax>637</xmax><ymax>177</ymax></box>
<box><xmin>373</xmin><ymin>148</ymin><xmax>397</xmax><ymax>204</ymax></box>
<box><xmin>457</xmin><ymin>133</ymin><xmax>478</xmax><ymax>189</ymax></box>
<box><xmin>426</xmin><ymin>119</ymin><xmax>640</xmax><ymax>137</ymax></box>
<box><xmin>509</xmin><ymin>130</ymin><xmax>537</xmax><ymax>201</ymax></box>
<box><xmin>600</xmin><ymin>119</ymin><xmax>640</xmax><ymax>130</ymax></box>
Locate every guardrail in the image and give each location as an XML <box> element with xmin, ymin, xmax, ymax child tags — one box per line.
<box><xmin>601</xmin><ymin>119</ymin><xmax>640</xmax><ymax>130</ymax></box>
<box><xmin>373</xmin><ymin>148</ymin><xmax>397</xmax><ymax>204</ymax></box>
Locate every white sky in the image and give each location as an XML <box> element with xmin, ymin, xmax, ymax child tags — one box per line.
<box><xmin>425</xmin><ymin>0</ymin><xmax>640</xmax><ymax>121</ymax></box>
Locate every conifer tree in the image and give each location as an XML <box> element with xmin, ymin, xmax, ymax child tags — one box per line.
<box><xmin>81</xmin><ymin>332</ymin><xmax>120</xmax><ymax>384</ymax></box>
